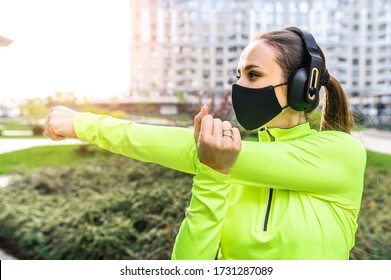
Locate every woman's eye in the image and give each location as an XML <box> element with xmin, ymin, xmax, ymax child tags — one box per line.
<box><xmin>236</xmin><ymin>74</ymin><xmax>241</xmax><ymax>79</ymax></box>
<box><xmin>249</xmin><ymin>72</ymin><xmax>260</xmax><ymax>79</ymax></box>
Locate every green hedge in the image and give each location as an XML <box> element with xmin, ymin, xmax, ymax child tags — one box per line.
<box><xmin>350</xmin><ymin>166</ymin><xmax>391</xmax><ymax>260</ymax></box>
<box><xmin>0</xmin><ymin>151</ymin><xmax>390</xmax><ymax>260</ymax></box>
<box><xmin>0</xmin><ymin>155</ymin><xmax>192</xmax><ymax>259</ymax></box>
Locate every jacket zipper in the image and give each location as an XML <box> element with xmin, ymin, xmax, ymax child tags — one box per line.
<box><xmin>263</xmin><ymin>189</ymin><xmax>274</xmax><ymax>231</ymax></box>
<box><xmin>262</xmin><ymin>127</ymin><xmax>274</xmax><ymax>231</ymax></box>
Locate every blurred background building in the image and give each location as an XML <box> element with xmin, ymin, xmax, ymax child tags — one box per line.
<box><xmin>0</xmin><ymin>35</ymin><xmax>17</xmax><ymax>117</ymax></box>
<box><xmin>129</xmin><ymin>0</ymin><xmax>391</xmax><ymax>128</ymax></box>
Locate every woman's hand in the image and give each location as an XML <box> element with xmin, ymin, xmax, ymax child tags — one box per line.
<box><xmin>194</xmin><ymin>105</ymin><xmax>241</xmax><ymax>174</ymax></box>
<box><xmin>44</xmin><ymin>106</ymin><xmax>79</xmax><ymax>140</ymax></box>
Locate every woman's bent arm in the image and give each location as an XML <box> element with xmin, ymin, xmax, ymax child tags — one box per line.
<box><xmin>171</xmin><ymin>162</ymin><xmax>231</xmax><ymax>260</ymax></box>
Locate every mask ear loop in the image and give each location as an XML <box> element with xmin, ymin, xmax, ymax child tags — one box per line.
<box><xmin>273</xmin><ymin>82</ymin><xmax>290</xmax><ymax>110</ymax></box>
<box><xmin>273</xmin><ymin>82</ymin><xmax>288</xmax><ymax>88</ymax></box>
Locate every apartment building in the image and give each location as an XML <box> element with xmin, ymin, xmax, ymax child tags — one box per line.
<box><xmin>129</xmin><ymin>0</ymin><xmax>391</xmax><ymax>123</ymax></box>
<box><xmin>0</xmin><ymin>35</ymin><xmax>14</xmax><ymax>117</ymax></box>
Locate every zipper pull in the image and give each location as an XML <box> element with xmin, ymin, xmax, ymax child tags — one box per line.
<box><xmin>261</xmin><ymin>126</ymin><xmax>275</xmax><ymax>142</ymax></box>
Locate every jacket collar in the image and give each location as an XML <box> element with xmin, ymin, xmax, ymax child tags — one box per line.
<box><xmin>258</xmin><ymin>122</ymin><xmax>315</xmax><ymax>142</ymax></box>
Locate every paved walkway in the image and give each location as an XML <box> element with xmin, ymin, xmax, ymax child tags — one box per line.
<box><xmin>0</xmin><ymin>138</ymin><xmax>83</xmax><ymax>154</ymax></box>
<box><xmin>0</xmin><ymin>249</ymin><xmax>16</xmax><ymax>260</ymax></box>
<box><xmin>351</xmin><ymin>129</ymin><xmax>391</xmax><ymax>155</ymax></box>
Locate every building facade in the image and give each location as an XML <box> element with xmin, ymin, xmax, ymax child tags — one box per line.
<box><xmin>129</xmin><ymin>0</ymin><xmax>391</xmax><ymax>125</ymax></box>
<box><xmin>0</xmin><ymin>35</ymin><xmax>14</xmax><ymax>117</ymax></box>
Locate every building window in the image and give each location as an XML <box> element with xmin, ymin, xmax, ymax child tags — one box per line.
<box><xmin>352</xmin><ymin>92</ymin><xmax>360</xmax><ymax>97</ymax></box>
<box><xmin>339</xmin><ymin>69</ymin><xmax>346</xmax><ymax>75</ymax></box>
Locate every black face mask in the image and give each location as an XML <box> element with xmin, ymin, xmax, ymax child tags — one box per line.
<box><xmin>231</xmin><ymin>83</ymin><xmax>289</xmax><ymax>131</ymax></box>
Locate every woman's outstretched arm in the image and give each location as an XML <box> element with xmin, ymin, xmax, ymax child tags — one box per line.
<box><xmin>44</xmin><ymin>106</ymin><xmax>198</xmax><ymax>174</ymax></box>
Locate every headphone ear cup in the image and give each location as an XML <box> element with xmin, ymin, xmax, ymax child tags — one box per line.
<box><xmin>287</xmin><ymin>68</ymin><xmax>318</xmax><ymax>111</ymax></box>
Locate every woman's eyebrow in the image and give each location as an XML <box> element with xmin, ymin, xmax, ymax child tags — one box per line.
<box><xmin>244</xmin><ymin>64</ymin><xmax>262</xmax><ymax>71</ymax></box>
<box><xmin>237</xmin><ymin>64</ymin><xmax>263</xmax><ymax>73</ymax></box>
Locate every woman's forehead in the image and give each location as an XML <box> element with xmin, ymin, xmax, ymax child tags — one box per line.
<box><xmin>238</xmin><ymin>40</ymin><xmax>278</xmax><ymax>70</ymax></box>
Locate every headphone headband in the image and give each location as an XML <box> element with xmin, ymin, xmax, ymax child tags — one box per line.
<box><xmin>284</xmin><ymin>27</ymin><xmax>324</xmax><ymax>111</ymax></box>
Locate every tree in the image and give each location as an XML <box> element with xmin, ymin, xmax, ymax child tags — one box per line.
<box><xmin>80</xmin><ymin>106</ymin><xmax>128</xmax><ymax>119</ymax></box>
<box><xmin>19</xmin><ymin>99</ymin><xmax>48</xmax><ymax>135</ymax></box>
<box><xmin>46</xmin><ymin>91</ymin><xmax>79</xmax><ymax>108</ymax></box>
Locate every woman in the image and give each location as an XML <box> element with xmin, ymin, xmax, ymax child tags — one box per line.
<box><xmin>45</xmin><ymin>27</ymin><xmax>366</xmax><ymax>260</ymax></box>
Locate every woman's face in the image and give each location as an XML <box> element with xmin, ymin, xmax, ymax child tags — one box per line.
<box><xmin>236</xmin><ymin>39</ymin><xmax>287</xmax><ymax>107</ymax></box>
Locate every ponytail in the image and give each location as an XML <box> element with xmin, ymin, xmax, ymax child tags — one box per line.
<box><xmin>317</xmin><ymin>45</ymin><xmax>353</xmax><ymax>134</ymax></box>
<box><xmin>320</xmin><ymin>76</ymin><xmax>354</xmax><ymax>134</ymax></box>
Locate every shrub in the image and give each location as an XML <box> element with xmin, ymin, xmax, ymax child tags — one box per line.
<box><xmin>32</xmin><ymin>125</ymin><xmax>44</xmax><ymax>136</ymax></box>
<box><xmin>0</xmin><ymin>155</ymin><xmax>192</xmax><ymax>259</ymax></box>
<box><xmin>350</xmin><ymin>167</ymin><xmax>391</xmax><ymax>260</ymax></box>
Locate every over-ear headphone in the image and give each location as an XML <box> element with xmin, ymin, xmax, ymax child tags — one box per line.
<box><xmin>285</xmin><ymin>27</ymin><xmax>323</xmax><ymax>112</ymax></box>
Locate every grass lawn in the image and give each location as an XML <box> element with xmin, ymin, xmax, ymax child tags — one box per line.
<box><xmin>0</xmin><ymin>135</ymin><xmax>47</xmax><ymax>139</ymax></box>
<box><xmin>0</xmin><ymin>145</ymin><xmax>112</xmax><ymax>174</ymax></box>
<box><xmin>0</xmin><ymin>119</ymin><xmax>30</xmax><ymax>131</ymax></box>
<box><xmin>366</xmin><ymin>150</ymin><xmax>391</xmax><ymax>169</ymax></box>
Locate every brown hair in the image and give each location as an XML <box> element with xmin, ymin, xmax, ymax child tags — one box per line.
<box><xmin>253</xmin><ymin>29</ymin><xmax>353</xmax><ymax>133</ymax></box>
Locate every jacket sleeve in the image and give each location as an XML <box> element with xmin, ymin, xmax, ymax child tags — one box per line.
<box><xmin>74</xmin><ymin>113</ymin><xmax>198</xmax><ymax>174</ymax></box>
<box><xmin>74</xmin><ymin>113</ymin><xmax>366</xmax><ymax>205</ymax></box>
<box><xmin>230</xmin><ymin>132</ymin><xmax>367</xmax><ymax>205</ymax></box>
<box><xmin>171</xmin><ymin>161</ymin><xmax>231</xmax><ymax>260</ymax></box>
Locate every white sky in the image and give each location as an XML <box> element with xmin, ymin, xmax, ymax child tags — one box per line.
<box><xmin>0</xmin><ymin>0</ymin><xmax>131</xmax><ymax>100</ymax></box>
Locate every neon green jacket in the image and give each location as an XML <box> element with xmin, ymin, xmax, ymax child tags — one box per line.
<box><xmin>74</xmin><ymin>113</ymin><xmax>366</xmax><ymax>260</ymax></box>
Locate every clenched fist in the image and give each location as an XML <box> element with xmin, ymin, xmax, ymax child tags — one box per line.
<box><xmin>44</xmin><ymin>106</ymin><xmax>79</xmax><ymax>141</ymax></box>
<box><xmin>194</xmin><ymin>105</ymin><xmax>241</xmax><ymax>174</ymax></box>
